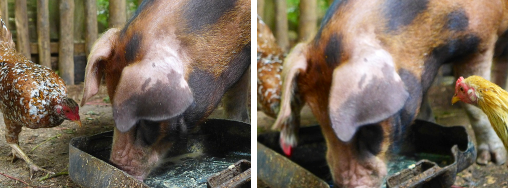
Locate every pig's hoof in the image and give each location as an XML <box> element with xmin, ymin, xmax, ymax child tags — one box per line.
<box><xmin>476</xmin><ymin>146</ymin><xmax>506</xmax><ymax>165</ymax></box>
<box><xmin>476</xmin><ymin>149</ymin><xmax>491</xmax><ymax>165</ymax></box>
<box><xmin>491</xmin><ymin>147</ymin><xmax>506</xmax><ymax>165</ymax></box>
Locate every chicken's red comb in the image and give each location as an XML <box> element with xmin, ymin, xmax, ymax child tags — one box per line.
<box><xmin>456</xmin><ymin>76</ymin><xmax>465</xmax><ymax>88</ymax></box>
<box><xmin>280</xmin><ymin>138</ymin><xmax>293</xmax><ymax>157</ymax></box>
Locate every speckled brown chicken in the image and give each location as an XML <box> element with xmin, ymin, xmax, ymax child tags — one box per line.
<box><xmin>257</xmin><ymin>16</ymin><xmax>283</xmax><ymax>117</ymax></box>
<box><xmin>0</xmin><ymin>17</ymin><xmax>81</xmax><ymax>176</ymax></box>
<box><xmin>257</xmin><ymin>16</ymin><xmax>302</xmax><ymax>157</ymax></box>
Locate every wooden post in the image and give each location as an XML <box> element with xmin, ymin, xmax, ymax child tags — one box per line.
<box><xmin>257</xmin><ymin>0</ymin><xmax>264</xmax><ymax>16</ymax></box>
<box><xmin>109</xmin><ymin>0</ymin><xmax>126</xmax><ymax>28</ymax></box>
<box><xmin>85</xmin><ymin>0</ymin><xmax>97</xmax><ymax>56</ymax></box>
<box><xmin>37</xmin><ymin>0</ymin><xmax>51</xmax><ymax>68</ymax></box>
<box><xmin>275</xmin><ymin>0</ymin><xmax>289</xmax><ymax>51</ymax></box>
<box><xmin>298</xmin><ymin>0</ymin><xmax>317</xmax><ymax>42</ymax></box>
<box><xmin>59</xmin><ymin>0</ymin><xmax>74</xmax><ymax>84</ymax></box>
<box><xmin>0</xmin><ymin>0</ymin><xmax>7</xmax><ymax>24</ymax></box>
<box><xmin>15</xmin><ymin>0</ymin><xmax>30</xmax><ymax>59</ymax></box>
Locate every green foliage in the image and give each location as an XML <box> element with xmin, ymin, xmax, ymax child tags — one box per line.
<box><xmin>286</xmin><ymin>0</ymin><xmax>332</xmax><ymax>31</ymax></box>
<box><xmin>97</xmin><ymin>0</ymin><xmax>139</xmax><ymax>33</ymax></box>
<box><xmin>287</xmin><ymin>0</ymin><xmax>299</xmax><ymax>31</ymax></box>
<box><xmin>97</xmin><ymin>0</ymin><xmax>109</xmax><ymax>32</ymax></box>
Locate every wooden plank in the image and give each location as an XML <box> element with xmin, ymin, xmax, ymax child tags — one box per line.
<box><xmin>85</xmin><ymin>0</ymin><xmax>97</xmax><ymax>56</ymax></box>
<box><xmin>30</xmin><ymin>42</ymin><xmax>85</xmax><ymax>55</ymax></box>
<box><xmin>109</xmin><ymin>0</ymin><xmax>126</xmax><ymax>28</ymax></box>
<box><xmin>15</xmin><ymin>0</ymin><xmax>30</xmax><ymax>59</ymax></box>
<box><xmin>37</xmin><ymin>0</ymin><xmax>51</xmax><ymax>68</ymax></box>
<box><xmin>59</xmin><ymin>0</ymin><xmax>74</xmax><ymax>84</ymax></box>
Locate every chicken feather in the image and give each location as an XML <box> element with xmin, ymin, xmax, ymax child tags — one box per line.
<box><xmin>453</xmin><ymin>75</ymin><xmax>508</xmax><ymax>151</ymax></box>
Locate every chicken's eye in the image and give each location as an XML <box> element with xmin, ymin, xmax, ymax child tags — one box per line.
<box><xmin>460</xmin><ymin>87</ymin><xmax>463</xmax><ymax>92</ymax></box>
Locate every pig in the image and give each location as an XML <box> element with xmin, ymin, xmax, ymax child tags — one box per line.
<box><xmin>81</xmin><ymin>0</ymin><xmax>250</xmax><ymax>180</ymax></box>
<box><xmin>273</xmin><ymin>0</ymin><xmax>508</xmax><ymax>187</ymax></box>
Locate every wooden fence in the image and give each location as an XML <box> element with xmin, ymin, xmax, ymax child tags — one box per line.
<box><xmin>0</xmin><ymin>0</ymin><xmax>139</xmax><ymax>85</ymax></box>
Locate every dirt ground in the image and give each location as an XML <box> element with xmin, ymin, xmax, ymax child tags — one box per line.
<box><xmin>257</xmin><ymin>76</ymin><xmax>508</xmax><ymax>188</ymax></box>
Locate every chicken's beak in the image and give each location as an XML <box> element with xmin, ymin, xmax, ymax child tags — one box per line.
<box><xmin>451</xmin><ymin>95</ymin><xmax>460</xmax><ymax>105</ymax></box>
<box><xmin>74</xmin><ymin>120</ymin><xmax>82</xmax><ymax>127</ymax></box>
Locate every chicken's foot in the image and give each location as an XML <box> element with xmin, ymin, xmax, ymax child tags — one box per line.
<box><xmin>9</xmin><ymin>143</ymin><xmax>54</xmax><ymax>178</ymax></box>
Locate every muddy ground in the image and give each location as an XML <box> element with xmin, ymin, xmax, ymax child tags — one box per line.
<box><xmin>257</xmin><ymin>76</ymin><xmax>508</xmax><ymax>188</ymax></box>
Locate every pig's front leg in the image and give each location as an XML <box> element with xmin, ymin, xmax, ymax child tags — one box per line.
<box><xmin>463</xmin><ymin>104</ymin><xmax>506</xmax><ymax>165</ymax></box>
<box><xmin>223</xmin><ymin>67</ymin><xmax>250</xmax><ymax>123</ymax></box>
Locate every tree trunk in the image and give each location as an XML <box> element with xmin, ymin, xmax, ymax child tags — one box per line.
<box><xmin>299</xmin><ymin>0</ymin><xmax>317</xmax><ymax>42</ymax></box>
<box><xmin>15</xmin><ymin>0</ymin><xmax>30</xmax><ymax>59</ymax></box>
<box><xmin>328</xmin><ymin>0</ymin><xmax>335</xmax><ymax>6</ymax></box>
<box><xmin>37</xmin><ymin>0</ymin><xmax>51</xmax><ymax>68</ymax></box>
<box><xmin>257</xmin><ymin>0</ymin><xmax>264</xmax><ymax>16</ymax></box>
<box><xmin>85</xmin><ymin>0</ymin><xmax>97</xmax><ymax>56</ymax></box>
<box><xmin>109</xmin><ymin>0</ymin><xmax>126</xmax><ymax>28</ymax></box>
<box><xmin>73</xmin><ymin>0</ymin><xmax>85</xmax><ymax>45</ymax></box>
<box><xmin>138</xmin><ymin>0</ymin><xmax>143</xmax><ymax>6</ymax></box>
<box><xmin>275</xmin><ymin>0</ymin><xmax>289</xmax><ymax>51</ymax></box>
<box><xmin>59</xmin><ymin>0</ymin><xmax>74</xmax><ymax>85</ymax></box>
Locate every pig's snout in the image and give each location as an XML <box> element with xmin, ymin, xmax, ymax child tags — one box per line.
<box><xmin>109</xmin><ymin>124</ymin><xmax>169</xmax><ymax>180</ymax></box>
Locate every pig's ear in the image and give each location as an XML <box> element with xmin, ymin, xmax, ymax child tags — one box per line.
<box><xmin>112</xmin><ymin>59</ymin><xmax>194</xmax><ymax>132</ymax></box>
<box><xmin>273</xmin><ymin>43</ymin><xmax>308</xmax><ymax>130</ymax></box>
<box><xmin>329</xmin><ymin>47</ymin><xmax>409</xmax><ymax>142</ymax></box>
<box><xmin>81</xmin><ymin>28</ymin><xmax>120</xmax><ymax>106</ymax></box>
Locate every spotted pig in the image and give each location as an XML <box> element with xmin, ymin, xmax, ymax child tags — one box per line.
<box><xmin>274</xmin><ymin>0</ymin><xmax>508</xmax><ymax>187</ymax></box>
<box><xmin>81</xmin><ymin>0</ymin><xmax>250</xmax><ymax>180</ymax></box>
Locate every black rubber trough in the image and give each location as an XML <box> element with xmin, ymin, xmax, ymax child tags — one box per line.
<box><xmin>257</xmin><ymin>120</ymin><xmax>475</xmax><ymax>188</ymax></box>
<box><xmin>69</xmin><ymin>119</ymin><xmax>251</xmax><ymax>188</ymax></box>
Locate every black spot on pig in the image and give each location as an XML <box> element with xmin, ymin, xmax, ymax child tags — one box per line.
<box><xmin>136</xmin><ymin>120</ymin><xmax>161</xmax><ymax>146</ymax></box>
<box><xmin>125</xmin><ymin>33</ymin><xmax>142</xmax><ymax>63</ymax></box>
<box><xmin>398</xmin><ymin>69</ymin><xmax>420</xmax><ymax>126</ymax></box>
<box><xmin>113</xmin><ymin>70</ymin><xmax>193</xmax><ymax>132</ymax></box>
<box><xmin>184</xmin><ymin>0</ymin><xmax>238</xmax><ymax>32</ymax></box>
<box><xmin>446</xmin><ymin>9</ymin><xmax>469</xmax><ymax>31</ymax></box>
<box><xmin>358</xmin><ymin>74</ymin><xmax>367</xmax><ymax>88</ymax></box>
<box><xmin>324</xmin><ymin>34</ymin><xmax>343</xmax><ymax>67</ymax></box>
<box><xmin>384</xmin><ymin>0</ymin><xmax>429</xmax><ymax>32</ymax></box>
<box><xmin>184</xmin><ymin>42</ymin><xmax>250</xmax><ymax>126</ymax></box>
<box><xmin>141</xmin><ymin>78</ymin><xmax>151</xmax><ymax>92</ymax></box>
<box><xmin>332</xmin><ymin>64</ymin><xmax>408</xmax><ymax>142</ymax></box>
<box><xmin>314</xmin><ymin>0</ymin><xmax>347</xmax><ymax>43</ymax></box>
<box><xmin>494</xmin><ymin>29</ymin><xmax>508</xmax><ymax>57</ymax></box>
<box><xmin>430</xmin><ymin>34</ymin><xmax>480</xmax><ymax>64</ymax></box>
<box><xmin>356</xmin><ymin>124</ymin><xmax>384</xmax><ymax>157</ymax></box>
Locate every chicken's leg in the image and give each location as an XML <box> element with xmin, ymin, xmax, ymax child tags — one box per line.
<box><xmin>4</xmin><ymin>117</ymin><xmax>53</xmax><ymax>178</ymax></box>
<box><xmin>9</xmin><ymin>143</ymin><xmax>54</xmax><ymax>178</ymax></box>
